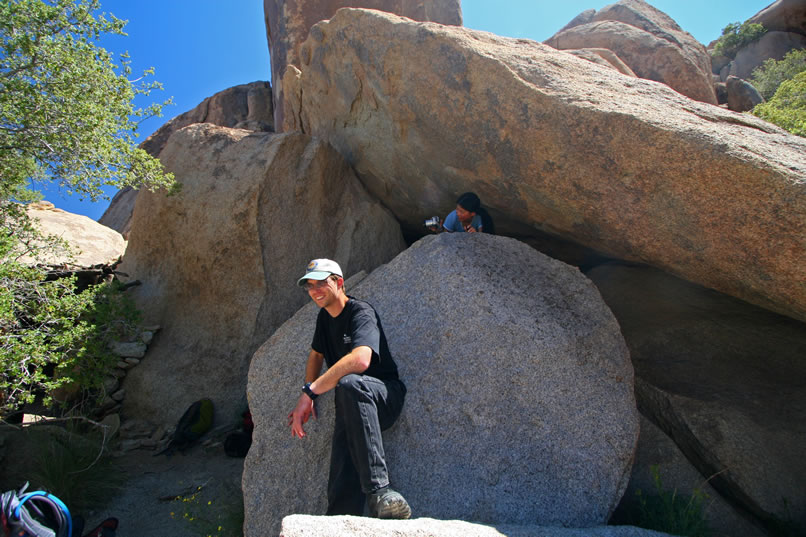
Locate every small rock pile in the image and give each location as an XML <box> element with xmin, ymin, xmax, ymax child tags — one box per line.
<box><xmin>94</xmin><ymin>325</ymin><xmax>235</xmax><ymax>456</ymax></box>
<box><xmin>96</xmin><ymin>325</ymin><xmax>160</xmax><ymax>420</ymax></box>
<box><xmin>116</xmin><ymin>418</ymin><xmax>166</xmax><ymax>453</ymax></box>
<box><xmin>107</xmin><ymin>336</ymin><xmax>243</xmax><ymax>455</ymax></box>
<box><xmin>114</xmin><ymin>416</ymin><xmax>235</xmax><ymax>456</ymax></box>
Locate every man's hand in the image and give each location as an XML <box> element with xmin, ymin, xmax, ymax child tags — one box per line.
<box><xmin>287</xmin><ymin>392</ymin><xmax>317</xmax><ymax>438</ymax></box>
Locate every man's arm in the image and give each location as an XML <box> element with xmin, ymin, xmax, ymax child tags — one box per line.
<box><xmin>288</xmin><ymin>346</ymin><xmax>372</xmax><ymax>437</ymax></box>
<box><xmin>304</xmin><ymin>348</ymin><xmax>324</xmax><ymax>384</ymax></box>
<box><xmin>308</xmin><ymin>346</ymin><xmax>371</xmax><ymax>395</ymax></box>
<box><xmin>288</xmin><ymin>349</ymin><xmax>325</xmax><ymax>438</ymax></box>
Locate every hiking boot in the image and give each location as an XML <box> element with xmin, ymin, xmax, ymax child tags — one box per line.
<box><xmin>368</xmin><ymin>487</ymin><xmax>411</xmax><ymax>519</ymax></box>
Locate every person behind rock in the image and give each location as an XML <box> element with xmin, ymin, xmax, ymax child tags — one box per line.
<box><xmin>433</xmin><ymin>191</ymin><xmax>495</xmax><ymax>234</ymax></box>
<box><xmin>287</xmin><ymin>258</ymin><xmax>410</xmax><ymax>519</ymax></box>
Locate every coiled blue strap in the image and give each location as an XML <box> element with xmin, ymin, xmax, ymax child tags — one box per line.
<box><xmin>14</xmin><ymin>490</ymin><xmax>72</xmax><ymax>537</ymax></box>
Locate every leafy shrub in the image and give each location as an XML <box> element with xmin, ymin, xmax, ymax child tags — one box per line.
<box><xmin>621</xmin><ymin>465</ymin><xmax>711</xmax><ymax>537</ymax></box>
<box><xmin>753</xmin><ymin>71</ymin><xmax>806</xmax><ymax>137</ymax></box>
<box><xmin>751</xmin><ymin>48</ymin><xmax>806</xmax><ymax>100</ymax></box>
<box><xmin>712</xmin><ymin>22</ymin><xmax>767</xmax><ymax>60</ymax></box>
<box><xmin>0</xmin><ymin>1</ymin><xmax>173</xmax><ymax>416</ymax></box>
<box><xmin>0</xmin><ymin>203</ymin><xmax>141</xmax><ymax>417</ymax></box>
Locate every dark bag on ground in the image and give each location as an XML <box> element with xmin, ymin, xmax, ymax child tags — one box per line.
<box><xmin>224</xmin><ymin>409</ymin><xmax>253</xmax><ymax>458</ymax></box>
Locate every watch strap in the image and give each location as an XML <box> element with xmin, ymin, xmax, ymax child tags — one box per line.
<box><xmin>302</xmin><ymin>382</ymin><xmax>318</xmax><ymax>400</ymax></box>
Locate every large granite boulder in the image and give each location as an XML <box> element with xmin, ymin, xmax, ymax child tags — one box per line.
<box><xmin>99</xmin><ymin>82</ymin><xmax>273</xmax><ymax>237</ymax></box>
<box><xmin>726</xmin><ymin>75</ymin><xmax>764</xmax><ymax>112</ymax></box>
<box><xmin>722</xmin><ymin>31</ymin><xmax>806</xmax><ymax>81</ymax></box>
<box><xmin>283</xmin><ymin>7</ymin><xmax>806</xmax><ymax>323</ymax></box>
<box><xmin>587</xmin><ymin>263</ymin><xmax>806</xmax><ymax>534</ymax></box>
<box><xmin>21</xmin><ymin>202</ymin><xmax>126</xmax><ymax>267</ymax></box>
<box><xmin>264</xmin><ymin>0</ymin><xmax>462</xmax><ymax>130</ymax></box>
<box><xmin>244</xmin><ymin>234</ymin><xmax>639</xmax><ymax>536</ymax></box>
<box><xmin>280</xmin><ymin>515</ymin><xmax>677</xmax><ymax>537</ymax></box>
<box><xmin>556</xmin><ymin>9</ymin><xmax>596</xmax><ymax>34</ymax></box>
<box><xmin>118</xmin><ymin>124</ymin><xmax>405</xmax><ymax>425</ymax></box>
<box><xmin>545</xmin><ymin>0</ymin><xmax>716</xmax><ymax>104</ymax></box>
<box><xmin>139</xmin><ymin>81</ymin><xmax>273</xmax><ymax>158</ymax></box>
<box><xmin>749</xmin><ymin>0</ymin><xmax>806</xmax><ymax>36</ymax></box>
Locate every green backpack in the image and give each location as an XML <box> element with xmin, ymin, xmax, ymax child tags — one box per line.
<box><xmin>157</xmin><ymin>398</ymin><xmax>214</xmax><ymax>456</ymax></box>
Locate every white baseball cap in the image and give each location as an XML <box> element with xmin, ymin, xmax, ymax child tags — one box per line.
<box><xmin>297</xmin><ymin>258</ymin><xmax>343</xmax><ymax>286</ymax></box>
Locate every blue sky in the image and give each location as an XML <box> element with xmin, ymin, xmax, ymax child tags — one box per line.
<box><xmin>41</xmin><ymin>0</ymin><xmax>771</xmax><ymax>220</ymax></box>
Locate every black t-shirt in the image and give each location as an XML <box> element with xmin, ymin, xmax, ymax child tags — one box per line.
<box><xmin>311</xmin><ymin>297</ymin><xmax>399</xmax><ymax>381</ymax></box>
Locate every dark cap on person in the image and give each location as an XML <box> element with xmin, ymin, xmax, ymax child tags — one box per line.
<box><xmin>297</xmin><ymin>258</ymin><xmax>343</xmax><ymax>286</ymax></box>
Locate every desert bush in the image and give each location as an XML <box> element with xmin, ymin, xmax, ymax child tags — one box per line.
<box><xmin>0</xmin><ymin>0</ymin><xmax>174</xmax><ymax>203</ymax></box>
<box><xmin>1</xmin><ymin>205</ymin><xmax>141</xmax><ymax>418</ymax></box>
<box><xmin>712</xmin><ymin>21</ymin><xmax>767</xmax><ymax>60</ymax></box>
<box><xmin>753</xmin><ymin>71</ymin><xmax>806</xmax><ymax>137</ymax></box>
<box><xmin>751</xmin><ymin>48</ymin><xmax>806</xmax><ymax>100</ymax></box>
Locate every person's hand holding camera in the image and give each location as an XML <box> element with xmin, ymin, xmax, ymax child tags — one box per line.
<box><xmin>424</xmin><ymin>216</ymin><xmax>442</xmax><ymax>233</ymax></box>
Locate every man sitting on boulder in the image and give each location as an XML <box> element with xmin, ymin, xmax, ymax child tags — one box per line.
<box><xmin>287</xmin><ymin>258</ymin><xmax>410</xmax><ymax>519</ymax></box>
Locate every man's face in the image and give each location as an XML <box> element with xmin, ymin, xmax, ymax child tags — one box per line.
<box><xmin>455</xmin><ymin>204</ymin><xmax>475</xmax><ymax>225</ymax></box>
<box><xmin>306</xmin><ymin>276</ymin><xmax>339</xmax><ymax>308</ymax></box>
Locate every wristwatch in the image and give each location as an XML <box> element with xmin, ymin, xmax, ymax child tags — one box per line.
<box><xmin>302</xmin><ymin>382</ymin><xmax>318</xmax><ymax>400</ymax></box>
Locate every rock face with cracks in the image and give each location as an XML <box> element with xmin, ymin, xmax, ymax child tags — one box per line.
<box><xmin>244</xmin><ymin>234</ymin><xmax>638</xmax><ymax>536</ymax></box>
<box><xmin>564</xmin><ymin>48</ymin><xmax>637</xmax><ymax>77</ymax></box>
<box><xmin>118</xmin><ymin>124</ymin><xmax>405</xmax><ymax>425</ymax></box>
<box><xmin>263</xmin><ymin>0</ymin><xmax>461</xmax><ymax>130</ymax></box>
<box><xmin>283</xmin><ymin>7</ymin><xmax>806</xmax><ymax>323</ymax></box>
<box><xmin>588</xmin><ymin>263</ymin><xmax>806</xmax><ymax>532</ymax></box>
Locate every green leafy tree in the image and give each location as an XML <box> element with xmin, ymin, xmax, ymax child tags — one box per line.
<box><xmin>0</xmin><ymin>0</ymin><xmax>175</xmax><ymax>202</ymax></box>
<box><xmin>751</xmin><ymin>48</ymin><xmax>806</xmax><ymax>100</ymax></box>
<box><xmin>711</xmin><ymin>21</ymin><xmax>767</xmax><ymax>60</ymax></box>
<box><xmin>753</xmin><ymin>70</ymin><xmax>806</xmax><ymax>137</ymax></box>
<box><xmin>0</xmin><ymin>0</ymin><xmax>175</xmax><ymax>418</ymax></box>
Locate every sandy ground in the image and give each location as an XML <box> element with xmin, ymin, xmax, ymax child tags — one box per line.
<box><xmin>81</xmin><ymin>445</ymin><xmax>245</xmax><ymax>537</ymax></box>
<box><xmin>1</xmin><ymin>415</ymin><xmax>249</xmax><ymax>537</ymax></box>
<box><xmin>0</xmin><ymin>422</ymin><xmax>247</xmax><ymax>537</ymax></box>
